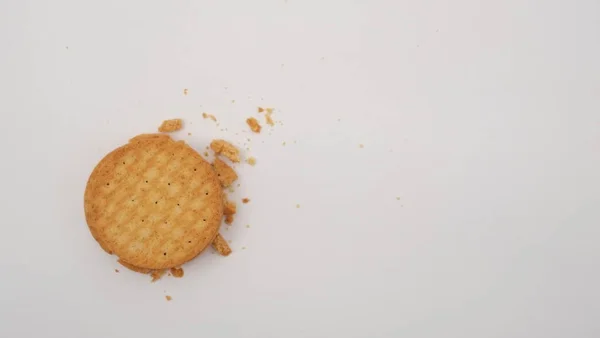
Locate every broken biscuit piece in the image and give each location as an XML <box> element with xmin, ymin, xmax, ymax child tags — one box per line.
<box><xmin>210</xmin><ymin>139</ymin><xmax>240</xmax><ymax>163</ymax></box>
<box><xmin>150</xmin><ymin>269</ymin><xmax>166</xmax><ymax>282</ymax></box>
<box><xmin>170</xmin><ymin>267</ymin><xmax>184</xmax><ymax>278</ymax></box>
<box><xmin>213</xmin><ymin>158</ymin><xmax>238</xmax><ymax>187</ymax></box>
<box><xmin>246</xmin><ymin>117</ymin><xmax>262</xmax><ymax>133</ymax></box>
<box><xmin>258</xmin><ymin>107</ymin><xmax>265</xmax><ymax>113</ymax></box>
<box><xmin>158</xmin><ymin>119</ymin><xmax>183</xmax><ymax>133</ymax></box>
<box><xmin>224</xmin><ymin>200</ymin><xmax>237</xmax><ymax>215</ymax></box>
<box><xmin>212</xmin><ymin>233</ymin><xmax>232</xmax><ymax>256</ymax></box>
<box><xmin>202</xmin><ymin>113</ymin><xmax>217</xmax><ymax>122</ymax></box>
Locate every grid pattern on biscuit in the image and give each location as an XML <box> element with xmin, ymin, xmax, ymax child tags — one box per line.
<box><xmin>85</xmin><ymin>136</ymin><xmax>223</xmax><ymax>269</ymax></box>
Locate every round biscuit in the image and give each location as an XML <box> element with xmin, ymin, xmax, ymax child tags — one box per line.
<box><xmin>84</xmin><ymin>134</ymin><xmax>223</xmax><ymax>269</ymax></box>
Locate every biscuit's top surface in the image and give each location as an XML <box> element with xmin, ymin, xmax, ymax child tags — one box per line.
<box><xmin>84</xmin><ymin>134</ymin><xmax>223</xmax><ymax>269</ymax></box>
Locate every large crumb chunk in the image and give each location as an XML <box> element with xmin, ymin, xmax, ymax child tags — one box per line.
<box><xmin>246</xmin><ymin>117</ymin><xmax>262</xmax><ymax>133</ymax></box>
<box><xmin>212</xmin><ymin>233</ymin><xmax>232</xmax><ymax>256</ymax></box>
<box><xmin>170</xmin><ymin>267</ymin><xmax>184</xmax><ymax>278</ymax></box>
<box><xmin>225</xmin><ymin>214</ymin><xmax>234</xmax><ymax>225</ymax></box>
<box><xmin>210</xmin><ymin>139</ymin><xmax>240</xmax><ymax>163</ymax></box>
<box><xmin>242</xmin><ymin>198</ymin><xmax>250</xmax><ymax>204</ymax></box>
<box><xmin>213</xmin><ymin>158</ymin><xmax>238</xmax><ymax>187</ymax></box>
<box><xmin>158</xmin><ymin>119</ymin><xmax>183</xmax><ymax>132</ymax></box>
<box><xmin>224</xmin><ymin>200</ymin><xmax>237</xmax><ymax>215</ymax></box>
<box><xmin>165</xmin><ymin>295</ymin><xmax>172</xmax><ymax>301</ymax></box>
<box><xmin>202</xmin><ymin>112</ymin><xmax>217</xmax><ymax>122</ymax></box>
<box><xmin>246</xmin><ymin>157</ymin><xmax>256</xmax><ymax>166</ymax></box>
<box><xmin>151</xmin><ymin>269</ymin><xmax>166</xmax><ymax>282</ymax></box>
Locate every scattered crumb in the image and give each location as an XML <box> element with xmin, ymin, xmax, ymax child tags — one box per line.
<box><xmin>210</xmin><ymin>139</ymin><xmax>240</xmax><ymax>162</ymax></box>
<box><xmin>237</xmin><ymin>183</ymin><xmax>241</xmax><ymax>187</ymax></box>
<box><xmin>242</xmin><ymin>246</ymin><xmax>247</xmax><ymax>250</ymax></box>
<box><xmin>224</xmin><ymin>200</ymin><xmax>237</xmax><ymax>215</ymax></box>
<box><xmin>225</xmin><ymin>214</ymin><xmax>234</xmax><ymax>225</ymax></box>
<box><xmin>202</xmin><ymin>112</ymin><xmax>217</xmax><ymax>122</ymax></box>
<box><xmin>246</xmin><ymin>157</ymin><xmax>257</xmax><ymax>166</ymax></box>
<box><xmin>265</xmin><ymin>112</ymin><xmax>274</xmax><ymax>126</ymax></box>
<box><xmin>282</xmin><ymin>141</ymin><xmax>286</xmax><ymax>146</ymax></box>
<box><xmin>359</xmin><ymin>144</ymin><xmax>364</xmax><ymax>148</ymax></box>
<box><xmin>246</xmin><ymin>224</ymin><xmax>250</xmax><ymax>228</ymax></box>
<box><xmin>170</xmin><ymin>267</ymin><xmax>184</xmax><ymax>278</ymax></box>
<box><xmin>165</xmin><ymin>295</ymin><xmax>172</xmax><ymax>301</ymax></box>
<box><xmin>266</xmin><ymin>108</ymin><xmax>274</xmax><ymax>114</ymax></box>
<box><xmin>246</xmin><ymin>117</ymin><xmax>262</xmax><ymax>133</ymax></box>
<box><xmin>212</xmin><ymin>233</ymin><xmax>232</xmax><ymax>256</ymax></box>
<box><xmin>228</xmin><ymin>187</ymin><xmax>235</xmax><ymax>193</ymax></box>
<box><xmin>158</xmin><ymin>119</ymin><xmax>183</xmax><ymax>133</ymax></box>
<box><xmin>115</xmin><ymin>269</ymin><xmax>120</xmax><ymax>273</ymax></box>
<box><xmin>396</xmin><ymin>197</ymin><xmax>400</xmax><ymax>200</ymax></box>
<box><xmin>204</xmin><ymin>151</ymin><xmax>209</xmax><ymax>157</ymax></box>
<box><xmin>151</xmin><ymin>269</ymin><xmax>166</xmax><ymax>283</ymax></box>
<box><xmin>213</xmin><ymin>158</ymin><xmax>238</xmax><ymax>187</ymax></box>
<box><xmin>231</xmin><ymin>99</ymin><xmax>235</xmax><ymax>103</ymax></box>
<box><xmin>258</xmin><ymin>107</ymin><xmax>265</xmax><ymax>113</ymax></box>
<box><xmin>183</xmin><ymin>88</ymin><xmax>188</xmax><ymax>95</ymax></box>
<box><xmin>296</xmin><ymin>204</ymin><xmax>300</xmax><ymax>208</ymax></box>
<box><xmin>242</xmin><ymin>198</ymin><xmax>250</xmax><ymax>204</ymax></box>
<box><xmin>188</xmin><ymin>132</ymin><xmax>192</xmax><ymax>136</ymax></box>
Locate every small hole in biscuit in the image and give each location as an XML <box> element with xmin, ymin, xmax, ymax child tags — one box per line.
<box><xmin>106</xmin><ymin>183</ymin><xmax>110</xmax><ymax>186</ymax></box>
<box><xmin>217</xmin><ymin>174</ymin><xmax>221</xmax><ymax>176</ymax></box>
<box><xmin>205</xmin><ymin>192</ymin><xmax>209</xmax><ymax>195</ymax></box>
<box><xmin>155</xmin><ymin>201</ymin><xmax>158</xmax><ymax>204</ymax></box>
<box><xmin>163</xmin><ymin>252</ymin><xmax>167</xmax><ymax>256</ymax></box>
<box><xmin>177</xmin><ymin>203</ymin><xmax>180</xmax><ymax>206</ymax></box>
<box><xmin>168</xmin><ymin>183</ymin><xmax>171</xmax><ymax>186</ymax></box>
<box><xmin>141</xmin><ymin>220</ymin><xmax>144</xmax><ymax>222</ymax></box>
<box><xmin>123</xmin><ymin>162</ymin><xmax>125</xmax><ymax>164</ymax></box>
<box><xmin>145</xmin><ymin>180</ymin><xmax>148</xmax><ymax>183</ymax></box>
<box><xmin>194</xmin><ymin>168</ymin><xmax>197</xmax><ymax>171</ymax></box>
<box><xmin>203</xmin><ymin>219</ymin><xmax>206</xmax><ymax>222</ymax></box>
<box><xmin>188</xmin><ymin>241</ymin><xmax>191</xmax><ymax>243</ymax></box>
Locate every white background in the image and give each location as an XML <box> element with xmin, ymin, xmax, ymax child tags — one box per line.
<box><xmin>1</xmin><ymin>0</ymin><xmax>599</xmax><ymax>337</ymax></box>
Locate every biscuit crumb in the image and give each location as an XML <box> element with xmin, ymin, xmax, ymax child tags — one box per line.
<box><xmin>258</xmin><ymin>107</ymin><xmax>264</xmax><ymax>113</ymax></box>
<box><xmin>246</xmin><ymin>117</ymin><xmax>262</xmax><ymax>133</ymax></box>
<box><xmin>296</xmin><ymin>204</ymin><xmax>300</xmax><ymax>208</ymax></box>
<box><xmin>183</xmin><ymin>88</ymin><xmax>188</xmax><ymax>95</ymax></box>
<box><xmin>188</xmin><ymin>132</ymin><xmax>192</xmax><ymax>136</ymax></box>
<box><xmin>170</xmin><ymin>267</ymin><xmax>184</xmax><ymax>278</ymax></box>
<box><xmin>151</xmin><ymin>269</ymin><xmax>166</xmax><ymax>282</ymax></box>
<box><xmin>396</xmin><ymin>197</ymin><xmax>400</xmax><ymax>200</ymax></box>
<box><xmin>242</xmin><ymin>246</ymin><xmax>247</xmax><ymax>250</ymax></box>
<box><xmin>265</xmin><ymin>111</ymin><xmax>274</xmax><ymax>126</ymax></box>
<box><xmin>359</xmin><ymin>144</ymin><xmax>364</xmax><ymax>148</ymax></box>
<box><xmin>204</xmin><ymin>151</ymin><xmax>209</xmax><ymax>157</ymax></box>
<box><xmin>246</xmin><ymin>224</ymin><xmax>250</xmax><ymax>228</ymax></box>
<box><xmin>242</xmin><ymin>198</ymin><xmax>250</xmax><ymax>204</ymax></box>
<box><xmin>224</xmin><ymin>200</ymin><xmax>237</xmax><ymax>215</ymax></box>
<box><xmin>225</xmin><ymin>214</ymin><xmax>234</xmax><ymax>225</ymax></box>
<box><xmin>115</xmin><ymin>269</ymin><xmax>120</xmax><ymax>273</ymax></box>
<box><xmin>213</xmin><ymin>158</ymin><xmax>238</xmax><ymax>187</ymax></box>
<box><xmin>246</xmin><ymin>157</ymin><xmax>256</xmax><ymax>166</ymax></box>
<box><xmin>202</xmin><ymin>112</ymin><xmax>217</xmax><ymax>122</ymax></box>
<box><xmin>158</xmin><ymin>119</ymin><xmax>183</xmax><ymax>133</ymax></box>
<box><xmin>210</xmin><ymin>139</ymin><xmax>240</xmax><ymax>163</ymax></box>
<box><xmin>212</xmin><ymin>233</ymin><xmax>232</xmax><ymax>256</ymax></box>
<box><xmin>166</xmin><ymin>295</ymin><xmax>172</xmax><ymax>301</ymax></box>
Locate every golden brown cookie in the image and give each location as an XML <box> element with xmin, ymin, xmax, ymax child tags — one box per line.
<box><xmin>84</xmin><ymin>134</ymin><xmax>223</xmax><ymax>270</ymax></box>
